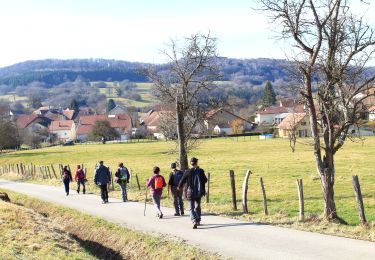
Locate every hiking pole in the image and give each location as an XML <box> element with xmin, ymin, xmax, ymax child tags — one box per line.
<box><xmin>144</xmin><ymin>188</ymin><xmax>148</xmax><ymax>216</ymax></box>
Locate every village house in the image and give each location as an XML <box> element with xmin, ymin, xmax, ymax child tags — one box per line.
<box><xmin>76</xmin><ymin>114</ymin><xmax>133</xmax><ymax>141</ymax></box>
<box><xmin>108</xmin><ymin>105</ymin><xmax>127</xmax><ymax>115</ymax></box>
<box><xmin>255</xmin><ymin>98</ymin><xmax>305</xmax><ymax>125</ymax></box>
<box><xmin>62</xmin><ymin>108</ymin><xmax>78</xmax><ymax>121</ymax></box>
<box><xmin>49</xmin><ymin>120</ymin><xmax>76</xmax><ymax>141</ymax></box>
<box><xmin>368</xmin><ymin>106</ymin><xmax>375</xmax><ymax>121</ymax></box>
<box><xmin>205</xmin><ymin>108</ymin><xmax>253</xmax><ymax>135</ymax></box>
<box><xmin>277</xmin><ymin>112</ymin><xmax>311</xmax><ymax>138</ymax></box>
<box><xmin>16</xmin><ymin>114</ymin><xmax>52</xmax><ymax>133</ymax></box>
<box><xmin>140</xmin><ymin>110</ymin><xmax>173</xmax><ymax>139</ymax></box>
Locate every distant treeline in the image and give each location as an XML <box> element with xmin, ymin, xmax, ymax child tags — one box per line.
<box><xmin>0</xmin><ymin>57</ymin><xmax>294</xmax><ymax>87</ymax></box>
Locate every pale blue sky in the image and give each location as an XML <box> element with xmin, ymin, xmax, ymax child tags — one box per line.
<box><xmin>0</xmin><ymin>0</ymin><xmax>374</xmax><ymax>67</ymax></box>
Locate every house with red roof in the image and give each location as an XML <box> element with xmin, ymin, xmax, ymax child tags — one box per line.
<box><xmin>16</xmin><ymin>114</ymin><xmax>52</xmax><ymax>133</ymax></box>
<box><xmin>76</xmin><ymin>113</ymin><xmax>133</xmax><ymax>141</ymax></box>
<box><xmin>140</xmin><ymin>110</ymin><xmax>174</xmax><ymax>139</ymax></box>
<box><xmin>49</xmin><ymin>120</ymin><xmax>76</xmax><ymax>141</ymax></box>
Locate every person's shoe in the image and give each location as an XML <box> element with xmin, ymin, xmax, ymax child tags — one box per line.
<box><xmin>174</xmin><ymin>213</ymin><xmax>180</xmax><ymax>216</ymax></box>
<box><xmin>77</xmin><ymin>190</ymin><xmax>79</xmax><ymax>194</ymax></box>
<box><xmin>193</xmin><ymin>222</ymin><xmax>198</xmax><ymax>229</ymax></box>
<box><xmin>105</xmin><ymin>200</ymin><xmax>109</xmax><ymax>203</ymax></box>
<box><xmin>83</xmin><ymin>191</ymin><xmax>85</xmax><ymax>194</ymax></box>
<box><xmin>156</xmin><ymin>213</ymin><xmax>160</xmax><ymax>218</ymax></box>
<box><xmin>66</xmin><ymin>193</ymin><xmax>69</xmax><ymax>196</ymax></box>
<box><xmin>102</xmin><ymin>201</ymin><xmax>106</xmax><ymax>204</ymax></box>
<box><xmin>181</xmin><ymin>211</ymin><xmax>184</xmax><ymax>215</ymax></box>
<box><xmin>159</xmin><ymin>213</ymin><xmax>163</xmax><ymax>219</ymax></box>
<box><xmin>197</xmin><ymin>221</ymin><xmax>201</xmax><ymax>226</ymax></box>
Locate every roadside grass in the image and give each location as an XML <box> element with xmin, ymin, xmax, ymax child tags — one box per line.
<box><xmin>0</xmin><ymin>137</ymin><xmax>374</xmax><ymax>240</ymax></box>
<box><xmin>0</xmin><ymin>198</ymin><xmax>95</xmax><ymax>260</ymax></box>
<box><xmin>0</xmin><ymin>189</ymin><xmax>221</xmax><ymax>260</ymax></box>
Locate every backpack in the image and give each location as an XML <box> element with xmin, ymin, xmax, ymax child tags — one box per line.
<box><xmin>172</xmin><ymin>171</ymin><xmax>183</xmax><ymax>187</ymax></box>
<box><xmin>154</xmin><ymin>175</ymin><xmax>164</xmax><ymax>189</ymax></box>
<box><xmin>119</xmin><ymin>167</ymin><xmax>128</xmax><ymax>181</ymax></box>
<box><xmin>76</xmin><ymin>169</ymin><xmax>85</xmax><ymax>180</ymax></box>
<box><xmin>62</xmin><ymin>170</ymin><xmax>70</xmax><ymax>180</ymax></box>
<box><xmin>190</xmin><ymin>170</ymin><xmax>203</xmax><ymax>199</ymax></box>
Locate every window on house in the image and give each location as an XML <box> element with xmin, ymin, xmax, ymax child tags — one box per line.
<box><xmin>301</xmin><ymin>122</ymin><xmax>307</xmax><ymax>126</ymax></box>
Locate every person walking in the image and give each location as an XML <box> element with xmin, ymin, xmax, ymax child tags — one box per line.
<box><xmin>94</xmin><ymin>161</ymin><xmax>111</xmax><ymax>204</ymax></box>
<box><xmin>146</xmin><ymin>166</ymin><xmax>166</xmax><ymax>218</ymax></box>
<box><xmin>178</xmin><ymin>157</ymin><xmax>207</xmax><ymax>229</ymax></box>
<box><xmin>168</xmin><ymin>162</ymin><xmax>184</xmax><ymax>216</ymax></box>
<box><xmin>75</xmin><ymin>165</ymin><xmax>86</xmax><ymax>194</ymax></box>
<box><xmin>115</xmin><ymin>162</ymin><xmax>130</xmax><ymax>202</ymax></box>
<box><xmin>61</xmin><ymin>165</ymin><xmax>73</xmax><ymax>196</ymax></box>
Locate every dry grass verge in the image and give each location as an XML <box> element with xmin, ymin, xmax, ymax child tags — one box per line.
<box><xmin>0</xmin><ymin>189</ymin><xmax>222</xmax><ymax>260</ymax></box>
<box><xmin>0</xmin><ymin>199</ymin><xmax>95</xmax><ymax>259</ymax></box>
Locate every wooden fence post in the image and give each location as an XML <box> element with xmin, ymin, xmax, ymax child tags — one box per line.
<box><xmin>20</xmin><ymin>163</ymin><xmax>25</xmax><ymax>177</ymax></box>
<box><xmin>135</xmin><ymin>173</ymin><xmax>141</xmax><ymax>191</ymax></box>
<box><xmin>16</xmin><ymin>164</ymin><xmax>20</xmax><ymax>176</ymax></box>
<box><xmin>229</xmin><ymin>170</ymin><xmax>237</xmax><ymax>211</ymax></box>
<box><xmin>352</xmin><ymin>175</ymin><xmax>367</xmax><ymax>225</ymax></box>
<box><xmin>51</xmin><ymin>165</ymin><xmax>57</xmax><ymax>179</ymax></box>
<box><xmin>260</xmin><ymin>177</ymin><xmax>268</xmax><ymax>215</ymax></box>
<box><xmin>46</xmin><ymin>166</ymin><xmax>52</xmax><ymax>179</ymax></box>
<box><xmin>206</xmin><ymin>172</ymin><xmax>210</xmax><ymax>203</ymax></box>
<box><xmin>296</xmin><ymin>178</ymin><xmax>304</xmax><ymax>221</ymax></box>
<box><xmin>241</xmin><ymin>170</ymin><xmax>251</xmax><ymax>213</ymax></box>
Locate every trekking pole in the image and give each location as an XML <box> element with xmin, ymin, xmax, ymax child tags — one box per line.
<box><xmin>144</xmin><ymin>188</ymin><xmax>148</xmax><ymax>216</ymax></box>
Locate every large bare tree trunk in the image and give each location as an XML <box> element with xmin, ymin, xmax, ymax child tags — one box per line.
<box><xmin>320</xmin><ymin>153</ymin><xmax>337</xmax><ymax>219</ymax></box>
<box><xmin>321</xmin><ymin>168</ymin><xmax>337</xmax><ymax>219</ymax></box>
<box><xmin>176</xmin><ymin>100</ymin><xmax>188</xmax><ymax>171</ymax></box>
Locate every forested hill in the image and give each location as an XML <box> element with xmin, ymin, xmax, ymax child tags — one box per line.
<box><xmin>0</xmin><ymin>59</ymin><xmax>150</xmax><ymax>86</ymax></box>
<box><xmin>0</xmin><ymin>58</ymin><xmax>292</xmax><ymax>86</ymax></box>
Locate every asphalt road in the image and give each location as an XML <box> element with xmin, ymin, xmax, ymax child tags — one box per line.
<box><xmin>0</xmin><ymin>179</ymin><xmax>374</xmax><ymax>260</ymax></box>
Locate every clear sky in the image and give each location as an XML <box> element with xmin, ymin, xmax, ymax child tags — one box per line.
<box><xmin>0</xmin><ymin>0</ymin><xmax>374</xmax><ymax>67</ymax></box>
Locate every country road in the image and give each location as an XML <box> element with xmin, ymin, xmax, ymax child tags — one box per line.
<box><xmin>0</xmin><ymin>179</ymin><xmax>374</xmax><ymax>260</ymax></box>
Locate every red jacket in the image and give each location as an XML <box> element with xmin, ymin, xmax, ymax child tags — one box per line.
<box><xmin>75</xmin><ymin>169</ymin><xmax>85</xmax><ymax>181</ymax></box>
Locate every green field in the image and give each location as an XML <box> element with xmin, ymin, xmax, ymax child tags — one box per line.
<box><xmin>0</xmin><ymin>137</ymin><xmax>374</xmax><ymax>239</ymax></box>
<box><xmin>100</xmin><ymin>82</ymin><xmax>155</xmax><ymax>107</ymax></box>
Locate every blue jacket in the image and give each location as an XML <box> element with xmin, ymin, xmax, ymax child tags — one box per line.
<box><xmin>94</xmin><ymin>165</ymin><xmax>111</xmax><ymax>185</ymax></box>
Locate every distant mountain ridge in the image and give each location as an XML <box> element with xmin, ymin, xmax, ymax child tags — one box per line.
<box><xmin>0</xmin><ymin>57</ymin><xmax>293</xmax><ymax>87</ymax></box>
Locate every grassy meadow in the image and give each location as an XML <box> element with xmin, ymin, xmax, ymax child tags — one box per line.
<box><xmin>0</xmin><ymin>137</ymin><xmax>374</xmax><ymax>239</ymax></box>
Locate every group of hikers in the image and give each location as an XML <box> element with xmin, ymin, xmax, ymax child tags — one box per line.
<box><xmin>61</xmin><ymin>157</ymin><xmax>207</xmax><ymax>229</ymax></box>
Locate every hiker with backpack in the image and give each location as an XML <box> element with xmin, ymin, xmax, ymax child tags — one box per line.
<box><xmin>178</xmin><ymin>157</ymin><xmax>207</xmax><ymax>229</ymax></box>
<box><xmin>61</xmin><ymin>165</ymin><xmax>73</xmax><ymax>196</ymax></box>
<box><xmin>115</xmin><ymin>162</ymin><xmax>130</xmax><ymax>202</ymax></box>
<box><xmin>94</xmin><ymin>161</ymin><xmax>111</xmax><ymax>204</ymax></box>
<box><xmin>168</xmin><ymin>162</ymin><xmax>184</xmax><ymax>216</ymax></box>
<box><xmin>75</xmin><ymin>165</ymin><xmax>86</xmax><ymax>194</ymax></box>
<box><xmin>146</xmin><ymin>166</ymin><xmax>166</xmax><ymax>218</ymax></box>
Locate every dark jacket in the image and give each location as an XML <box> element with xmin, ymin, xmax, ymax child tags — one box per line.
<box><xmin>168</xmin><ymin>170</ymin><xmax>183</xmax><ymax>187</ymax></box>
<box><xmin>61</xmin><ymin>169</ymin><xmax>73</xmax><ymax>182</ymax></box>
<box><xmin>115</xmin><ymin>167</ymin><xmax>130</xmax><ymax>184</ymax></box>
<box><xmin>94</xmin><ymin>165</ymin><xmax>111</xmax><ymax>185</ymax></box>
<box><xmin>178</xmin><ymin>167</ymin><xmax>207</xmax><ymax>200</ymax></box>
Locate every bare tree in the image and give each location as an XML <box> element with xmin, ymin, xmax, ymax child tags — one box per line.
<box><xmin>147</xmin><ymin>32</ymin><xmax>219</xmax><ymax>170</ymax></box>
<box><xmin>259</xmin><ymin>0</ymin><xmax>375</xmax><ymax>220</ymax></box>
